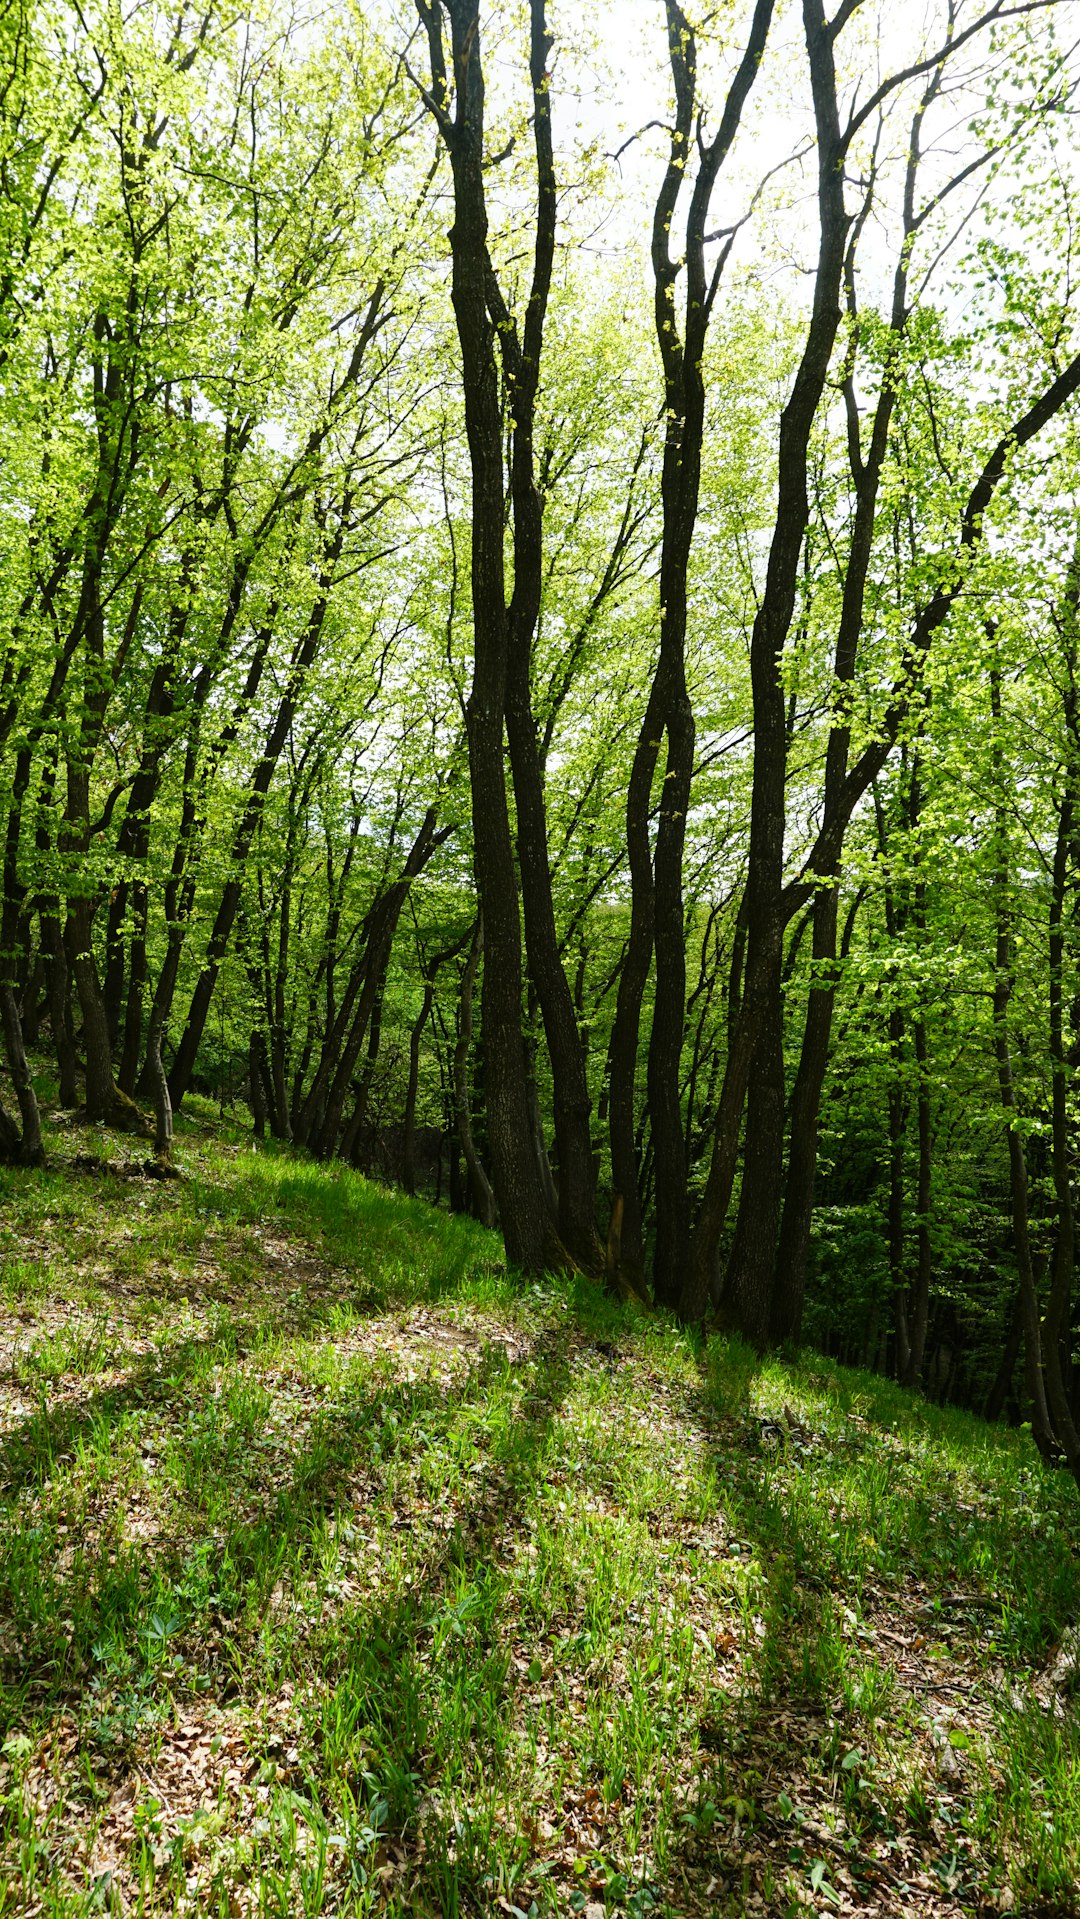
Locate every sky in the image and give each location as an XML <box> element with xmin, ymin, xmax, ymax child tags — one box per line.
<box><xmin>380</xmin><ymin>0</ymin><xmax>1057</xmax><ymax>334</ymax></box>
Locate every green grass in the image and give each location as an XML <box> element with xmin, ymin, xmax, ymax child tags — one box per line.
<box><xmin>0</xmin><ymin>1110</ymin><xmax>1078</xmax><ymax>1914</ymax></box>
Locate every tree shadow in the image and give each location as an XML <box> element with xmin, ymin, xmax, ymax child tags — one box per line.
<box><xmin>275</xmin><ymin>1325</ymin><xmax>575</xmax><ymax>1914</ymax></box>
<box><xmin>648</xmin><ymin>1330</ymin><xmax>1080</xmax><ymax>1916</ymax></box>
<box><xmin>0</xmin><ymin>1275</ymin><xmax>386</xmax><ymax>1503</ymax></box>
<box><xmin>0</xmin><ymin>1316</ymin><xmax>574</xmax><ymax>1803</ymax></box>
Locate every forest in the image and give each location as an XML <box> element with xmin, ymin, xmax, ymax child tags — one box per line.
<box><xmin>3</xmin><ymin>0</ymin><xmax>1080</xmax><ymax>1910</ymax></box>
<box><xmin>6</xmin><ymin>0</ymin><xmax>1080</xmax><ymax>1438</ymax></box>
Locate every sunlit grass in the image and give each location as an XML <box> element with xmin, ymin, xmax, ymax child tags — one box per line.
<box><xmin>0</xmin><ymin>1112</ymin><xmax>1078</xmax><ymax>1912</ymax></box>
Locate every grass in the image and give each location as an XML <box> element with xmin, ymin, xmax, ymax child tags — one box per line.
<box><xmin>0</xmin><ymin>1105</ymin><xmax>1078</xmax><ymax>1915</ymax></box>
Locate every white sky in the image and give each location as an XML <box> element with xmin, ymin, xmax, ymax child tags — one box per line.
<box><xmin>406</xmin><ymin>0</ymin><xmax>1080</xmax><ymax>335</ymax></box>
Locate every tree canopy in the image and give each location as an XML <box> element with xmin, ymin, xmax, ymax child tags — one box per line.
<box><xmin>4</xmin><ymin>0</ymin><xmax>1080</xmax><ymax>1460</ymax></box>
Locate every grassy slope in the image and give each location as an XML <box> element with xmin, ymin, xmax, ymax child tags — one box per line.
<box><xmin>0</xmin><ymin>1107</ymin><xmax>1078</xmax><ymax>1918</ymax></box>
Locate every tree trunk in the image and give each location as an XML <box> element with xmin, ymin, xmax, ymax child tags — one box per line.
<box><xmin>0</xmin><ymin>982</ymin><xmax>44</xmax><ymax>1166</ymax></box>
<box><xmin>887</xmin><ymin>1009</ymin><xmax>911</xmax><ymax>1384</ymax></box>
<box><xmin>453</xmin><ymin>913</ymin><xmax>496</xmax><ymax>1229</ymax></box>
<box><xmin>984</xmin><ymin>1283</ymin><xmax>1023</xmax><ymax>1424</ymax></box>
<box><xmin>403</xmin><ymin>979</ymin><xmax>436</xmax><ymax>1197</ymax></box>
<box><xmin>39</xmin><ymin>904</ymin><xmax>79</xmax><ymax>1106</ymax></box>
<box><xmin>419</xmin><ymin>0</ymin><xmax>562</xmax><ymax>1272</ymax></box>
<box><xmin>990</xmin><ymin>665</ymin><xmax>1055</xmax><ymax>1458</ymax></box>
<box><xmin>249</xmin><ymin>1029</ymin><xmax>269</xmax><ymax>1139</ymax></box>
<box><xmin>905</xmin><ymin>1010</ymin><xmax>932</xmax><ymax>1389</ymax></box>
<box><xmin>1042</xmin><ymin>638</ymin><xmax>1080</xmax><ymax>1481</ymax></box>
<box><xmin>771</xmin><ymin>887</ymin><xmax>838</xmax><ymax>1343</ymax></box>
<box><xmin>685</xmin><ymin>0</ymin><xmax>849</xmax><ymax>1330</ymax></box>
<box><xmin>305</xmin><ymin>812</ymin><xmax>450</xmax><ymax>1158</ymax></box>
<box><xmin>727</xmin><ymin>991</ymin><xmax>786</xmax><ymax>1348</ymax></box>
<box><xmin>493</xmin><ymin>0</ymin><xmax>602</xmax><ymax>1273</ymax></box>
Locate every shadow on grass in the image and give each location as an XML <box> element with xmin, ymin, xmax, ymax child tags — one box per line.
<box><xmin>0</xmin><ymin>1301</ymin><xmax>576</xmax><ymax>1916</ymax></box>
<box><xmin>281</xmin><ymin>1326</ymin><xmax>575</xmax><ymax>1917</ymax></box>
<box><xmin>0</xmin><ymin>1313</ymin><xmax>572</xmax><ymax>1776</ymax></box>
<box><xmin>0</xmin><ymin>1278</ymin><xmax>380</xmax><ymax>1499</ymax></box>
<box><xmin>193</xmin><ymin>1150</ymin><xmax>505</xmax><ymax>1308</ymax></box>
<box><xmin>651</xmin><ymin>1329</ymin><xmax>1080</xmax><ymax>1916</ymax></box>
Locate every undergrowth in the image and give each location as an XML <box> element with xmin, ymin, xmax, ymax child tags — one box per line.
<box><xmin>0</xmin><ymin>1106</ymin><xmax>1077</xmax><ymax>1915</ymax></box>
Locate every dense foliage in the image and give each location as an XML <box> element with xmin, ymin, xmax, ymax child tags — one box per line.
<box><xmin>4</xmin><ymin>0</ymin><xmax>1080</xmax><ymax>1454</ymax></box>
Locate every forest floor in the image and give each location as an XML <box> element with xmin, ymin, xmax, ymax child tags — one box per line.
<box><xmin>0</xmin><ymin>1108</ymin><xmax>1079</xmax><ymax>1918</ymax></box>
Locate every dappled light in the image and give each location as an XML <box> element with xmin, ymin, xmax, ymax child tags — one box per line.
<box><xmin>4</xmin><ymin>0</ymin><xmax>1080</xmax><ymax>1907</ymax></box>
<box><xmin>2</xmin><ymin>1123</ymin><xmax>1079</xmax><ymax>1913</ymax></box>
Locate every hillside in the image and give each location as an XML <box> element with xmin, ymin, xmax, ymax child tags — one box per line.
<box><xmin>0</xmin><ymin>1114</ymin><xmax>1078</xmax><ymax>1918</ymax></box>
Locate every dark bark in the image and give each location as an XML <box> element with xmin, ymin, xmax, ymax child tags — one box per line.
<box><xmin>773</xmin><ymin>881</ymin><xmax>864</xmax><ymax>1345</ymax></box>
<box><xmin>303</xmin><ymin>810</ymin><xmax>452</xmax><ymax>1157</ymax></box>
<box><xmin>269</xmin><ymin>883</ymin><xmax>293</xmax><ymax>1141</ymax></box>
<box><xmin>1041</xmin><ymin>550</ymin><xmax>1080</xmax><ymax>1482</ymax></box>
<box><xmin>0</xmin><ymin>982</ymin><xmax>44</xmax><ymax>1166</ymax></box>
<box><xmin>694</xmin><ymin>16</ymin><xmax>1080</xmax><ymax>1340</ymax></box>
<box><xmin>726</xmin><ymin>0</ymin><xmax>850</xmax><ymax>1320</ymax></box>
<box><xmin>607</xmin><ymin>0</ymin><xmax>777</xmax><ymax>1309</ymax></box>
<box><xmin>39</xmin><ymin>903</ymin><xmax>78</xmax><ymax>1106</ymax></box>
<box><xmin>888</xmin><ymin>1009</ymin><xmax>911</xmax><ymax>1384</ymax></box>
<box><xmin>907</xmin><ymin>1004</ymin><xmax>932</xmax><ymax>1388</ymax></box>
<box><xmin>145</xmin><ymin>997</ymin><xmax>174</xmax><ymax>1170</ymax></box>
<box><xmin>487</xmin><ymin>0</ymin><xmax>603</xmax><ymax>1273</ymax></box>
<box><xmin>727</xmin><ymin>994</ymin><xmax>786</xmax><ymax>1348</ymax></box>
<box><xmin>606</xmin><ymin>668</ymin><xmax>664</xmax><ymax>1280</ymax></box>
<box><xmin>403</xmin><ymin>980</ymin><xmax>437</xmax><ymax>1197</ymax></box>
<box><xmin>0</xmin><ymin>743</ymin><xmax>43</xmax><ymax>1161</ymax></box>
<box><xmin>341</xmin><ymin>985</ymin><xmax>384</xmax><ymax>1167</ymax></box>
<box><xmin>984</xmin><ymin>1283</ymin><xmax>1023</xmax><ymax>1424</ymax></box>
<box><xmin>417</xmin><ymin>0</ymin><xmax>563</xmax><ymax>1272</ymax></box>
<box><xmin>990</xmin><ymin>665</ymin><xmax>1055</xmax><ymax>1459</ymax></box>
<box><xmin>401</xmin><ymin>919</ymin><xmax>472</xmax><ymax>1198</ymax></box>
<box><xmin>32</xmin><ymin>746</ymin><xmax>80</xmax><ymax>1105</ymax></box>
<box><xmin>249</xmin><ymin>1030</ymin><xmax>269</xmax><ymax>1140</ymax></box>
<box><xmin>453</xmin><ymin>912</ymin><xmax>496</xmax><ymax>1229</ymax></box>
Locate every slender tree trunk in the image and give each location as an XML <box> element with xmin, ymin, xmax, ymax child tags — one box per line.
<box><xmin>306</xmin><ymin>812</ymin><xmax>451</xmax><ymax>1158</ymax></box>
<box><xmin>341</xmin><ymin>987</ymin><xmax>384</xmax><ymax>1168</ymax></box>
<box><xmin>1042</xmin><ymin>620</ymin><xmax>1080</xmax><ymax>1480</ymax></box>
<box><xmin>68</xmin><ymin>896</ymin><xmax>116</xmax><ymax>1120</ymax></box>
<box><xmin>771</xmin><ymin>887</ymin><xmax>839</xmax><ymax>1342</ymax></box>
<box><xmin>887</xmin><ymin>1006</ymin><xmax>911</xmax><ymax>1382</ymax></box>
<box><xmin>0</xmin><ymin>982</ymin><xmax>44</xmax><ymax>1166</ymax></box>
<box><xmin>618</xmin><ymin>0</ymin><xmax>777</xmax><ymax>1309</ymax></box>
<box><xmin>145</xmin><ymin>997</ymin><xmax>174</xmax><ymax>1170</ymax></box>
<box><xmin>117</xmin><ymin>880</ymin><xmax>148</xmax><ymax>1095</ymax></box>
<box><xmin>403</xmin><ymin>979</ymin><xmax>436</xmax><ymax>1197</ymax></box>
<box><xmin>985</xmin><ymin>1283</ymin><xmax>1023</xmax><ymax>1423</ymax></box>
<box><xmin>688</xmin><ymin>0</ymin><xmax>849</xmax><ymax>1330</ymax></box>
<box><xmin>269</xmin><ymin>900</ymin><xmax>293</xmax><ymax>1142</ymax></box>
<box><xmin>990</xmin><ymin>665</ymin><xmax>1055</xmax><ymax>1458</ymax></box>
<box><xmin>453</xmin><ymin>913</ymin><xmax>496</xmax><ymax>1229</ymax></box>
<box><xmin>906</xmin><ymin>1009</ymin><xmax>932</xmax><ymax>1388</ymax></box>
<box><xmin>492</xmin><ymin>0</ymin><xmax>601</xmax><ymax>1272</ymax></box>
<box><xmin>249</xmin><ymin>1030</ymin><xmax>269</xmax><ymax>1139</ymax></box>
<box><xmin>606</xmin><ymin>674</ymin><xmax>664</xmax><ymax>1280</ymax></box>
<box><xmin>168</xmin><ymin>544</ymin><xmax>344</xmax><ymax>1109</ymax></box>
<box><xmin>418</xmin><ymin>0</ymin><xmax>561</xmax><ymax>1272</ymax></box>
<box><xmin>39</xmin><ymin>903</ymin><xmax>78</xmax><ymax>1106</ymax></box>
